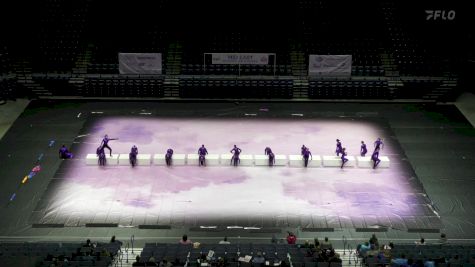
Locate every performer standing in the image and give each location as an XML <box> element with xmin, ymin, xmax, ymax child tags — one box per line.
<box><xmin>302</xmin><ymin>147</ymin><xmax>312</xmax><ymax>167</ymax></box>
<box><xmin>230</xmin><ymin>145</ymin><xmax>242</xmax><ymax>166</ymax></box>
<box><xmin>336</xmin><ymin>139</ymin><xmax>343</xmax><ymax>156</ymax></box>
<box><xmin>59</xmin><ymin>144</ymin><xmax>73</xmax><ymax>159</ymax></box>
<box><xmin>301</xmin><ymin>145</ymin><xmax>307</xmax><ymax>156</ymax></box>
<box><xmin>265</xmin><ymin>147</ymin><xmax>275</xmax><ymax>167</ymax></box>
<box><xmin>198</xmin><ymin>144</ymin><xmax>208</xmax><ymax>166</ymax></box>
<box><xmin>360</xmin><ymin>141</ymin><xmax>368</xmax><ymax>157</ymax></box>
<box><xmin>374</xmin><ymin>138</ymin><xmax>384</xmax><ymax>151</ymax></box>
<box><xmin>372</xmin><ymin>148</ymin><xmax>381</xmax><ymax>169</ymax></box>
<box><xmin>96</xmin><ymin>146</ymin><xmax>106</xmax><ymax>166</ymax></box>
<box><xmin>129</xmin><ymin>145</ymin><xmax>138</xmax><ymax>167</ymax></box>
<box><xmin>165</xmin><ymin>148</ymin><xmax>174</xmax><ymax>166</ymax></box>
<box><xmin>340</xmin><ymin>147</ymin><xmax>348</xmax><ymax>169</ymax></box>
<box><xmin>100</xmin><ymin>134</ymin><xmax>118</xmax><ymax>157</ymax></box>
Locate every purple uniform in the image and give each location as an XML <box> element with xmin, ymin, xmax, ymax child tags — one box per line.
<box><xmin>129</xmin><ymin>146</ymin><xmax>138</xmax><ymax>167</ymax></box>
<box><xmin>360</xmin><ymin>143</ymin><xmax>367</xmax><ymax>157</ymax></box>
<box><xmin>302</xmin><ymin>148</ymin><xmax>312</xmax><ymax>167</ymax></box>
<box><xmin>198</xmin><ymin>146</ymin><xmax>208</xmax><ymax>166</ymax></box>
<box><xmin>301</xmin><ymin>145</ymin><xmax>307</xmax><ymax>156</ymax></box>
<box><xmin>100</xmin><ymin>135</ymin><xmax>117</xmax><ymax>156</ymax></box>
<box><xmin>374</xmin><ymin>138</ymin><xmax>384</xmax><ymax>151</ymax></box>
<box><xmin>340</xmin><ymin>149</ymin><xmax>348</xmax><ymax>169</ymax></box>
<box><xmin>230</xmin><ymin>146</ymin><xmax>241</xmax><ymax>166</ymax></box>
<box><xmin>96</xmin><ymin>147</ymin><xmax>106</xmax><ymax>166</ymax></box>
<box><xmin>166</xmin><ymin>148</ymin><xmax>174</xmax><ymax>166</ymax></box>
<box><xmin>59</xmin><ymin>145</ymin><xmax>73</xmax><ymax>159</ymax></box>
<box><xmin>336</xmin><ymin>140</ymin><xmax>343</xmax><ymax>156</ymax></box>
<box><xmin>372</xmin><ymin>149</ymin><xmax>381</xmax><ymax>169</ymax></box>
<box><xmin>265</xmin><ymin>147</ymin><xmax>275</xmax><ymax>166</ymax></box>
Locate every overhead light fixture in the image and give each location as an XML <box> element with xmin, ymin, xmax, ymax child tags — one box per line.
<box><xmin>200</xmin><ymin>226</ymin><xmax>218</xmax><ymax>229</ymax></box>
<box><xmin>139</xmin><ymin>112</ymin><xmax>152</xmax><ymax>115</ymax></box>
<box><xmin>91</xmin><ymin>111</ymin><xmax>104</xmax><ymax>114</ymax></box>
<box><xmin>244</xmin><ymin>227</ymin><xmax>261</xmax><ymax>230</ymax></box>
<box><xmin>291</xmin><ymin>114</ymin><xmax>303</xmax><ymax>117</ymax></box>
<box><xmin>244</xmin><ymin>113</ymin><xmax>257</xmax><ymax>116</ymax></box>
<box><xmin>227</xmin><ymin>226</ymin><xmax>244</xmax><ymax>229</ymax></box>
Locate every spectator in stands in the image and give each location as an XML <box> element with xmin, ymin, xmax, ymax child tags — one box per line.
<box><xmin>391</xmin><ymin>254</ymin><xmax>408</xmax><ymax>267</ymax></box>
<box><xmin>424</xmin><ymin>258</ymin><xmax>435</xmax><ymax>267</ymax></box>
<box><xmin>252</xmin><ymin>251</ymin><xmax>266</xmax><ymax>264</ymax></box>
<box><xmin>84</xmin><ymin>239</ymin><xmax>92</xmax><ymax>247</ymax></box>
<box><xmin>219</xmin><ymin>236</ymin><xmax>231</xmax><ymax>244</ymax></box>
<box><xmin>133</xmin><ymin>255</ymin><xmax>143</xmax><ymax>267</ymax></box>
<box><xmin>147</xmin><ymin>255</ymin><xmax>158</xmax><ymax>266</ymax></box>
<box><xmin>314</xmin><ymin>238</ymin><xmax>320</xmax><ymax>249</ymax></box>
<box><xmin>415</xmin><ymin>237</ymin><xmax>426</xmax><ymax>245</ymax></box>
<box><xmin>179</xmin><ymin>234</ymin><xmax>192</xmax><ymax>245</ymax></box>
<box><xmin>369</xmin><ymin>234</ymin><xmax>379</xmax><ymax>248</ymax></box>
<box><xmin>271</xmin><ymin>234</ymin><xmax>279</xmax><ymax>244</ymax></box>
<box><xmin>360</xmin><ymin>141</ymin><xmax>367</xmax><ymax>157</ymax></box>
<box><xmin>358</xmin><ymin>242</ymin><xmax>371</xmax><ymax>257</ymax></box>
<box><xmin>59</xmin><ymin>144</ymin><xmax>73</xmax><ymax>159</ymax></box>
<box><xmin>439</xmin><ymin>233</ymin><xmax>448</xmax><ymax>244</ymax></box>
<box><xmin>286</xmin><ymin>232</ymin><xmax>297</xmax><ymax>244</ymax></box>
<box><xmin>129</xmin><ymin>145</ymin><xmax>138</xmax><ymax>167</ymax></box>
<box><xmin>110</xmin><ymin>235</ymin><xmax>123</xmax><ymax>246</ymax></box>
<box><xmin>302</xmin><ymin>240</ymin><xmax>313</xmax><ymax>248</ymax></box>
<box><xmin>329</xmin><ymin>253</ymin><xmax>342</xmax><ymax>263</ymax></box>
<box><xmin>321</xmin><ymin>237</ymin><xmax>332</xmax><ymax>249</ymax></box>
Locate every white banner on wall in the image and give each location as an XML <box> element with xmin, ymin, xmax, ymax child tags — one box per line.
<box><xmin>118</xmin><ymin>53</ymin><xmax>162</xmax><ymax>74</ymax></box>
<box><xmin>308</xmin><ymin>55</ymin><xmax>352</xmax><ymax>76</ymax></box>
<box><xmin>211</xmin><ymin>53</ymin><xmax>270</xmax><ymax>65</ymax></box>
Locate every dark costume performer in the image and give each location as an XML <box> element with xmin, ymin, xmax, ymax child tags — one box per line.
<box><xmin>340</xmin><ymin>148</ymin><xmax>348</xmax><ymax>169</ymax></box>
<box><xmin>336</xmin><ymin>139</ymin><xmax>343</xmax><ymax>156</ymax></box>
<box><xmin>374</xmin><ymin>138</ymin><xmax>384</xmax><ymax>151</ymax></box>
<box><xmin>129</xmin><ymin>145</ymin><xmax>138</xmax><ymax>167</ymax></box>
<box><xmin>360</xmin><ymin>141</ymin><xmax>368</xmax><ymax>157</ymax></box>
<box><xmin>100</xmin><ymin>134</ymin><xmax>117</xmax><ymax>157</ymax></box>
<box><xmin>265</xmin><ymin>147</ymin><xmax>275</xmax><ymax>167</ymax></box>
<box><xmin>198</xmin><ymin>145</ymin><xmax>208</xmax><ymax>166</ymax></box>
<box><xmin>302</xmin><ymin>147</ymin><xmax>312</xmax><ymax>167</ymax></box>
<box><xmin>59</xmin><ymin>145</ymin><xmax>73</xmax><ymax>159</ymax></box>
<box><xmin>230</xmin><ymin>145</ymin><xmax>242</xmax><ymax>166</ymax></box>
<box><xmin>96</xmin><ymin>146</ymin><xmax>106</xmax><ymax>166</ymax></box>
<box><xmin>165</xmin><ymin>148</ymin><xmax>174</xmax><ymax>166</ymax></box>
<box><xmin>372</xmin><ymin>148</ymin><xmax>381</xmax><ymax>169</ymax></box>
<box><xmin>301</xmin><ymin>145</ymin><xmax>307</xmax><ymax>156</ymax></box>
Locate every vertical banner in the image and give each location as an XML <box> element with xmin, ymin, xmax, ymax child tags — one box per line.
<box><xmin>118</xmin><ymin>53</ymin><xmax>162</xmax><ymax>74</ymax></box>
<box><xmin>308</xmin><ymin>55</ymin><xmax>352</xmax><ymax>76</ymax></box>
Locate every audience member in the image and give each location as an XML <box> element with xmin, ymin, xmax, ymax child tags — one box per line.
<box><xmin>286</xmin><ymin>232</ymin><xmax>297</xmax><ymax>244</ymax></box>
<box><xmin>439</xmin><ymin>233</ymin><xmax>448</xmax><ymax>244</ymax></box>
<box><xmin>358</xmin><ymin>242</ymin><xmax>371</xmax><ymax>257</ymax></box>
<box><xmin>415</xmin><ymin>237</ymin><xmax>426</xmax><ymax>245</ymax></box>
<box><xmin>252</xmin><ymin>251</ymin><xmax>266</xmax><ymax>264</ymax></box>
<box><xmin>321</xmin><ymin>237</ymin><xmax>332</xmax><ymax>249</ymax></box>
<box><xmin>391</xmin><ymin>254</ymin><xmax>408</xmax><ymax>267</ymax></box>
<box><xmin>369</xmin><ymin>234</ymin><xmax>379</xmax><ymax>248</ymax></box>
<box><xmin>179</xmin><ymin>234</ymin><xmax>192</xmax><ymax>245</ymax></box>
<box><xmin>219</xmin><ymin>236</ymin><xmax>231</xmax><ymax>244</ymax></box>
<box><xmin>110</xmin><ymin>235</ymin><xmax>123</xmax><ymax>246</ymax></box>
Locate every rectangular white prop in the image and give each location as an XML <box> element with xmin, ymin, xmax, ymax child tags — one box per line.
<box><xmin>173</xmin><ymin>154</ymin><xmax>186</xmax><ymax>165</ymax></box>
<box><xmin>239</xmin><ymin>154</ymin><xmax>254</xmax><ymax>166</ymax></box>
<box><xmin>118</xmin><ymin>154</ymin><xmax>131</xmax><ymax>165</ymax></box>
<box><xmin>187</xmin><ymin>154</ymin><xmax>199</xmax><ymax>165</ymax></box>
<box><xmin>274</xmin><ymin>155</ymin><xmax>288</xmax><ymax>166</ymax></box>
<box><xmin>379</xmin><ymin>156</ymin><xmax>390</xmax><ymax>168</ymax></box>
<box><xmin>206</xmin><ymin>154</ymin><xmax>220</xmax><ymax>166</ymax></box>
<box><xmin>136</xmin><ymin>154</ymin><xmax>151</xmax><ymax>166</ymax></box>
<box><xmin>322</xmin><ymin>155</ymin><xmax>355</xmax><ymax>167</ymax></box>
<box><xmin>86</xmin><ymin>154</ymin><xmax>119</xmax><ymax>165</ymax></box>
<box><xmin>289</xmin><ymin>155</ymin><xmax>304</xmax><ymax>167</ymax></box>
<box><xmin>153</xmin><ymin>154</ymin><xmax>166</xmax><ymax>165</ymax></box>
<box><xmin>254</xmin><ymin>155</ymin><xmax>270</xmax><ymax>166</ymax></box>
<box><xmin>356</xmin><ymin>156</ymin><xmax>390</xmax><ymax>168</ymax></box>
<box><xmin>220</xmin><ymin>154</ymin><xmax>233</xmax><ymax>166</ymax></box>
<box><xmin>308</xmin><ymin>155</ymin><xmax>322</xmax><ymax>167</ymax></box>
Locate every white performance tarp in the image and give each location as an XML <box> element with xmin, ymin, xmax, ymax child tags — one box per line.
<box><xmin>308</xmin><ymin>55</ymin><xmax>352</xmax><ymax>76</ymax></box>
<box><xmin>118</xmin><ymin>53</ymin><xmax>162</xmax><ymax>74</ymax></box>
<box><xmin>211</xmin><ymin>53</ymin><xmax>270</xmax><ymax>65</ymax></box>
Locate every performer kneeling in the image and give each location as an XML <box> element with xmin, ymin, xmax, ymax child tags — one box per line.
<box><xmin>165</xmin><ymin>148</ymin><xmax>174</xmax><ymax>166</ymax></box>
<box><xmin>340</xmin><ymin>147</ymin><xmax>348</xmax><ymax>169</ymax></box>
<box><xmin>230</xmin><ymin>145</ymin><xmax>241</xmax><ymax>166</ymax></box>
<box><xmin>59</xmin><ymin>144</ymin><xmax>73</xmax><ymax>159</ymax></box>
<box><xmin>360</xmin><ymin>141</ymin><xmax>367</xmax><ymax>157</ymax></box>
<box><xmin>302</xmin><ymin>146</ymin><xmax>312</xmax><ymax>167</ymax></box>
<box><xmin>129</xmin><ymin>145</ymin><xmax>138</xmax><ymax>167</ymax></box>
<box><xmin>265</xmin><ymin>147</ymin><xmax>275</xmax><ymax>167</ymax></box>
<box><xmin>198</xmin><ymin>144</ymin><xmax>208</xmax><ymax>166</ymax></box>
<box><xmin>372</xmin><ymin>148</ymin><xmax>381</xmax><ymax>169</ymax></box>
<box><xmin>97</xmin><ymin>146</ymin><xmax>106</xmax><ymax>166</ymax></box>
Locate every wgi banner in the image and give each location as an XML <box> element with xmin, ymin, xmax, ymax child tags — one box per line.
<box><xmin>308</xmin><ymin>55</ymin><xmax>352</xmax><ymax>76</ymax></box>
<box><xmin>211</xmin><ymin>53</ymin><xmax>270</xmax><ymax>65</ymax></box>
<box><xmin>118</xmin><ymin>53</ymin><xmax>162</xmax><ymax>74</ymax></box>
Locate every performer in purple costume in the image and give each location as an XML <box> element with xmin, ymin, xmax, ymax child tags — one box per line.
<box><xmin>100</xmin><ymin>134</ymin><xmax>118</xmax><ymax>157</ymax></box>
<box><xmin>230</xmin><ymin>145</ymin><xmax>242</xmax><ymax>166</ymax></box>
<box><xmin>340</xmin><ymin>147</ymin><xmax>348</xmax><ymax>169</ymax></box>
<box><xmin>336</xmin><ymin>139</ymin><xmax>343</xmax><ymax>156</ymax></box>
<box><xmin>360</xmin><ymin>141</ymin><xmax>368</xmax><ymax>157</ymax></box>
<box><xmin>129</xmin><ymin>145</ymin><xmax>138</xmax><ymax>167</ymax></box>
<box><xmin>165</xmin><ymin>148</ymin><xmax>174</xmax><ymax>166</ymax></box>
<box><xmin>96</xmin><ymin>146</ymin><xmax>106</xmax><ymax>166</ymax></box>
<box><xmin>59</xmin><ymin>145</ymin><xmax>73</xmax><ymax>159</ymax></box>
<box><xmin>371</xmin><ymin>148</ymin><xmax>381</xmax><ymax>169</ymax></box>
<box><xmin>302</xmin><ymin>147</ymin><xmax>312</xmax><ymax>167</ymax></box>
<box><xmin>374</xmin><ymin>138</ymin><xmax>384</xmax><ymax>151</ymax></box>
<box><xmin>301</xmin><ymin>145</ymin><xmax>307</xmax><ymax>156</ymax></box>
<box><xmin>198</xmin><ymin>144</ymin><xmax>208</xmax><ymax>166</ymax></box>
<box><xmin>265</xmin><ymin>147</ymin><xmax>275</xmax><ymax>167</ymax></box>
